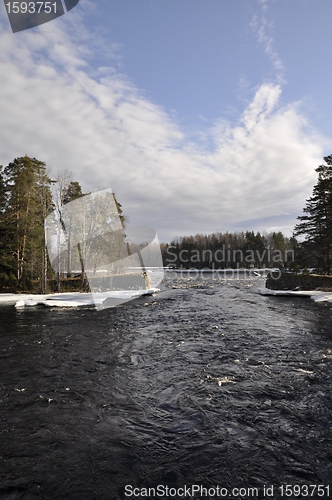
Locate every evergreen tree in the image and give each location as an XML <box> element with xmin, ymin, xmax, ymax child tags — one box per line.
<box><xmin>0</xmin><ymin>156</ymin><xmax>53</xmax><ymax>290</ymax></box>
<box><xmin>0</xmin><ymin>159</ymin><xmax>126</xmax><ymax>292</ymax></box>
<box><xmin>0</xmin><ymin>169</ymin><xmax>10</xmax><ymax>287</ymax></box>
<box><xmin>1</xmin><ymin>157</ymin><xmax>46</xmax><ymax>287</ymax></box>
<box><xmin>294</xmin><ymin>155</ymin><xmax>332</xmax><ymax>274</ymax></box>
<box><xmin>63</xmin><ymin>181</ymin><xmax>84</xmax><ymax>204</ymax></box>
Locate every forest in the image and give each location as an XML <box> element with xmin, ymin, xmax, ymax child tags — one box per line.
<box><xmin>0</xmin><ymin>156</ymin><xmax>124</xmax><ymax>293</ymax></box>
<box><xmin>160</xmin><ymin>155</ymin><xmax>332</xmax><ymax>273</ymax></box>
<box><xmin>160</xmin><ymin>231</ymin><xmax>296</xmax><ymax>270</ymax></box>
<box><xmin>1</xmin><ymin>154</ymin><xmax>332</xmax><ymax>292</ymax></box>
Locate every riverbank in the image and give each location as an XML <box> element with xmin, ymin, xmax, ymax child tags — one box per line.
<box><xmin>0</xmin><ymin>289</ymin><xmax>159</xmax><ymax>308</ymax></box>
<box><xmin>261</xmin><ymin>270</ymin><xmax>332</xmax><ymax>303</ymax></box>
<box><xmin>258</xmin><ymin>287</ymin><xmax>332</xmax><ymax>303</ymax></box>
<box><xmin>266</xmin><ymin>270</ymin><xmax>332</xmax><ymax>291</ymax></box>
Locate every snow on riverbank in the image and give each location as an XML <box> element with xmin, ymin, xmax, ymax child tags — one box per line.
<box><xmin>0</xmin><ymin>289</ymin><xmax>159</xmax><ymax>309</ymax></box>
<box><xmin>258</xmin><ymin>287</ymin><xmax>332</xmax><ymax>303</ymax></box>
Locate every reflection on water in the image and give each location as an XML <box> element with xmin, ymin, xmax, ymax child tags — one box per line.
<box><xmin>0</xmin><ymin>274</ymin><xmax>331</xmax><ymax>499</ymax></box>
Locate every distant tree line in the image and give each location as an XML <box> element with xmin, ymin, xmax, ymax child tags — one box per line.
<box><xmin>161</xmin><ymin>154</ymin><xmax>332</xmax><ymax>275</ymax></box>
<box><xmin>161</xmin><ymin>231</ymin><xmax>296</xmax><ymax>269</ymax></box>
<box><xmin>0</xmin><ymin>155</ymin><xmax>124</xmax><ymax>292</ymax></box>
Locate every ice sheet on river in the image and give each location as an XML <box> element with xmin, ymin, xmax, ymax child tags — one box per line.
<box><xmin>0</xmin><ymin>289</ymin><xmax>159</xmax><ymax>309</ymax></box>
<box><xmin>258</xmin><ymin>287</ymin><xmax>332</xmax><ymax>303</ymax></box>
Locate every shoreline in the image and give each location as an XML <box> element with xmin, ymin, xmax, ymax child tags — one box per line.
<box><xmin>0</xmin><ymin>289</ymin><xmax>159</xmax><ymax>308</ymax></box>
<box><xmin>258</xmin><ymin>287</ymin><xmax>332</xmax><ymax>303</ymax></box>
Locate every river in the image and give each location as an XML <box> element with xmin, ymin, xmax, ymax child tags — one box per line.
<box><xmin>0</xmin><ymin>272</ymin><xmax>331</xmax><ymax>499</ymax></box>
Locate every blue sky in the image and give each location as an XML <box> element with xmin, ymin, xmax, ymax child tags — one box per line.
<box><xmin>0</xmin><ymin>0</ymin><xmax>331</xmax><ymax>241</ymax></box>
<box><xmin>88</xmin><ymin>0</ymin><xmax>332</xmax><ymax>136</ymax></box>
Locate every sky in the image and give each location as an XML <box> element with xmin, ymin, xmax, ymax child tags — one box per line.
<box><xmin>0</xmin><ymin>0</ymin><xmax>331</xmax><ymax>242</ymax></box>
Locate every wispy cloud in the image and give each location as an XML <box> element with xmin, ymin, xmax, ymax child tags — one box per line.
<box><xmin>0</xmin><ymin>7</ymin><xmax>328</xmax><ymax>240</ymax></box>
<box><xmin>250</xmin><ymin>0</ymin><xmax>285</xmax><ymax>83</ymax></box>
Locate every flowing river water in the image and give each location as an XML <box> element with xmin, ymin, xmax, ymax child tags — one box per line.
<box><xmin>0</xmin><ymin>272</ymin><xmax>331</xmax><ymax>499</ymax></box>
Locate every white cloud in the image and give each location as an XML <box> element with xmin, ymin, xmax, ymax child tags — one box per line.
<box><xmin>0</xmin><ymin>8</ymin><xmax>329</xmax><ymax>241</ymax></box>
<box><xmin>250</xmin><ymin>2</ymin><xmax>285</xmax><ymax>83</ymax></box>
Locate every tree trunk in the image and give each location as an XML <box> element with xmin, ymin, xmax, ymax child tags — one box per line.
<box><xmin>77</xmin><ymin>243</ymin><xmax>85</xmax><ymax>288</ymax></box>
<box><xmin>67</xmin><ymin>225</ymin><xmax>71</xmax><ymax>277</ymax></box>
<box><xmin>57</xmin><ymin>219</ymin><xmax>61</xmax><ymax>292</ymax></box>
<box><xmin>16</xmin><ymin>180</ymin><xmax>20</xmax><ymax>282</ymax></box>
<box><xmin>20</xmin><ymin>191</ymin><xmax>31</xmax><ymax>283</ymax></box>
<box><xmin>42</xmin><ymin>219</ymin><xmax>47</xmax><ymax>294</ymax></box>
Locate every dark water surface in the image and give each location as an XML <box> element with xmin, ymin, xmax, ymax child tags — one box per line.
<box><xmin>0</xmin><ymin>274</ymin><xmax>331</xmax><ymax>499</ymax></box>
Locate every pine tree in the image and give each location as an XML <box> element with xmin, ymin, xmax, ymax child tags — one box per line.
<box><xmin>294</xmin><ymin>155</ymin><xmax>332</xmax><ymax>274</ymax></box>
<box><xmin>0</xmin><ymin>169</ymin><xmax>10</xmax><ymax>287</ymax></box>
<box><xmin>0</xmin><ymin>156</ymin><xmax>53</xmax><ymax>290</ymax></box>
<box><xmin>4</xmin><ymin>157</ymin><xmax>39</xmax><ymax>286</ymax></box>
